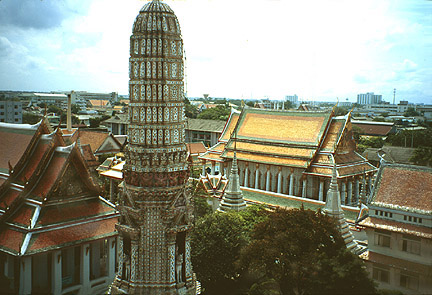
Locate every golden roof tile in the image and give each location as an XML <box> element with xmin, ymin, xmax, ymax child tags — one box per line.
<box><xmin>227</xmin><ymin>141</ymin><xmax>314</xmax><ymax>158</ymax></box>
<box><xmin>224</xmin><ymin>151</ymin><xmax>308</xmax><ymax>167</ymax></box>
<box><xmin>238</xmin><ymin>112</ymin><xmax>328</xmax><ymax>144</ymax></box>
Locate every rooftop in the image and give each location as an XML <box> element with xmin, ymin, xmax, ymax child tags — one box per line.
<box><xmin>370</xmin><ymin>163</ymin><xmax>432</xmax><ymax>214</ymax></box>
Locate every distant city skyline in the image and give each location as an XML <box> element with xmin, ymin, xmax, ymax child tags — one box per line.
<box><xmin>0</xmin><ymin>0</ymin><xmax>431</xmax><ymax>104</ymax></box>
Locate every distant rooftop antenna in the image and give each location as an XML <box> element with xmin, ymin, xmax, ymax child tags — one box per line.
<box><xmin>393</xmin><ymin>88</ymin><xmax>396</xmax><ymax>105</ymax></box>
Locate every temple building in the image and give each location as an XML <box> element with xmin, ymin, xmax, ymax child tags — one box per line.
<box><xmin>110</xmin><ymin>1</ymin><xmax>196</xmax><ymax>294</ymax></box>
<box><xmin>360</xmin><ymin>163</ymin><xmax>432</xmax><ymax>294</ymax></box>
<box><xmin>0</xmin><ymin>120</ymin><xmax>119</xmax><ymax>294</ymax></box>
<box><xmin>199</xmin><ymin>108</ymin><xmax>377</xmax><ymax>205</ymax></box>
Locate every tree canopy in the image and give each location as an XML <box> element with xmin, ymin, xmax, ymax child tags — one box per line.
<box><xmin>191</xmin><ymin>206</ymin><xmax>376</xmax><ymax>295</ymax></box>
<box><xmin>197</xmin><ymin>105</ymin><xmax>231</xmax><ymax>121</ymax></box>
<box><xmin>403</xmin><ymin>107</ymin><xmax>420</xmax><ymax>117</ymax></box>
<box><xmin>240</xmin><ymin>208</ymin><xmax>376</xmax><ymax>295</ymax></box>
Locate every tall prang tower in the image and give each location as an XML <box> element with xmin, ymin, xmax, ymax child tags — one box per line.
<box><xmin>110</xmin><ymin>1</ymin><xmax>196</xmax><ymax>294</ymax></box>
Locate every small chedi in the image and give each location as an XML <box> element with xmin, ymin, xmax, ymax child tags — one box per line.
<box><xmin>110</xmin><ymin>0</ymin><xmax>196</xmax><ymax>294</ymax></box>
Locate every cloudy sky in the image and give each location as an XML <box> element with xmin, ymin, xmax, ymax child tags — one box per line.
<box><xmin>0</xmin><ymin>0</ymin><xmax>431</xmax><ymax>104</ymax></box>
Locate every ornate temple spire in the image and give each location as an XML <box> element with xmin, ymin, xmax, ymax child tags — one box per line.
<box><xmin>323</xmin><ymin>161</ymin><xmax>343</xmax><ymax>216</ymax></box>
<box><xmin>323</xmin><ymin>156</ymin><xmax>364</xmax><ymax>254</ymax></box>
<box><xmin>110</xmin><ymin>1</ymin><xmax>196</xmax><ymax>293</ymax></box>
<box><xmin>218</xmin><ymin>133</ymin><xmax>246</xmax><ymax>212</ymax></box>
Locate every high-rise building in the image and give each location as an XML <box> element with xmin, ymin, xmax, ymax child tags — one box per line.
<box><xmin>285</xmin><ymin>94</ymin><xmax>299</xmax><ymax>106</ymax></box>
<box><xmin>0</xmin><ymin>100</ymin><xmax>22</xmax><ymax>123</ymax></box>
<box><xmin>110</xmin><ymin>1</ymin><xmax>196</xmax><ymax>294</ymax></box>
<box><xmin>357</xmin><ymin>92</ymin><xmax>383</xmax><ymax>105</ymax></box>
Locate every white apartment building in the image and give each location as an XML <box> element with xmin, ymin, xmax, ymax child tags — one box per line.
<box><xmin>0</xmin><ymin>100</ymin><xmax>22</xmax><ymax>123</ymax></box>
<box><xmin>357</xmin><ymin>92</ymin><xmax>383</xmax><ymax>105</ymax></box>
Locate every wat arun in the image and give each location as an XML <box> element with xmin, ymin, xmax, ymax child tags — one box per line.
<box><xmin>110</xmin><ymin>1</ymin><xmax>196</xmax><ymax>294</ymax></box>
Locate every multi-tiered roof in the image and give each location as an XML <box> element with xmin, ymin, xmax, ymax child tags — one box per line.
<box><xmin>0</xmin><ymin>120</ymin><xmax>118</xmax><ymax>256</ymax></box>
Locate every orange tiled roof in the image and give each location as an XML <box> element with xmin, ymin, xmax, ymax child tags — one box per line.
<box><xmin>89</xmin><ymin>99</ymin><xmax>109</xmax><ymax>107</ymax></box>
<box><xmin>227</xmin><ymin>141</ymin><xmax>314</xmax><ymax>159</ymax></box>
<box><xmin>0</xmin><ymin>188</ymin><xmax>20</xmax><ymax>210</ymax></box>
<box><xmin>199</xmin><ymin>152</ymin><xmax>224</xmax><ymax>162</ymax></box>
<box><xmin>15</xmin><ymin>137</ymin><xmax>52</xmax><ymax>183</ymax></box>
<box><xmin>224</xmin><ymin>151</ymin><xmax>309</xmax><ymax>168</ymax></box>
<box><xmin>211</xmin><ymin>142</ymin><xmax>226</xmax><ymax>152</ymax></box>
<box><xmin>320</xmin><ymin>120</ymin><xmax>344</xmax><ymax>151</ymax></box>
<box><xmin>27</xmin><ymin>218</ymin><xmax>118</xmax><ymax>255</ymax></box>
<box><xmin>77</xmin><ymin>130</ymin><xmax>109</xmax><ymax>153</ymax></box>
<box><xmin>361</xmin><ymin>216</ymin><xmax>432</xmax><ymax>239</ymax></box>
<box><xmin>80</xmin><ymin>144</ymin><xmax>100</xmax><ymax>167</ymax></box>
<box><xmin>9</xmin><ymin>204</ymin><xmax>34</xmax><ymax>226</ymax></box>
<box><xmin>372</xmin><ymin>164</ymin><xmax>432</xmax><ymax>212</ymax></box>
<box><xmin>338</xmin><ymin>162</ymin><xmax>376</xmax><ymax>177</ymax></box>
<box><xmin>0</xmin><ymin>228</ymin><xmax>24</xmax><ymax>254</ymax></box>
<box><xmin>186</xmin><ymin>142</ymin><xmax>207</xmax><ymax>155</ymax></box>
<box><xmin>237</xmin><ymin>110</ymin><xmax>330</xmax><ymax>145</ymax></box>
<box><xmin>0</xmin><ymin>123</ymin><xmax>39</xmax><ymax>173</ymax></box>
<box><xmin>352</xmin><ymin>122</ymin><xmax>394</xmax><ymax>136</ymax></box>
<box><xmin>37</xmin><ymin>199</ymin><xmax>115</xmax><ymax>226</ymax></box>
<box><xmin>30</xmin><ymin>152</ymin><xmax>68</xmax><ymax>200</ymax></box>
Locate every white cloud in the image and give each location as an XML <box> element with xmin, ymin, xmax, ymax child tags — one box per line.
<box><xmin>0</xmin><ymin>0</ymin><xmax>430</xmax><ymax>103</ymax></box>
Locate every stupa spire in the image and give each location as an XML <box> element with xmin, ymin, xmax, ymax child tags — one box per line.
<box><xmin>322</xmin><ymin>156</ymin><xmax>364</xmax><ymax>254</ymax></box>
<box><xmin>218</xmin><ymin>132</ymin><xmax>246</xmax><ymax>212</ymax></box>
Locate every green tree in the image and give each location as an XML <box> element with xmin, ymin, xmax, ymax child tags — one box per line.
<box><xmin>404</xmin><ymin>107</ymin><xmax>420</xmax><ymax>117</ymax></box>
<box><xmin>283</xmin><ymin>100</ymin><xmax>293</xmax><ymax>110</ymax></box>
<box><xmin>246</xmin><ymin>101</ymin><xmax>255</xmax><ymax>107</ymax></box>
<box><xmin>23</xmin><ymin>112</ymin><xmax>42</xmax><ymax>124</ymax></box>
<box><xmin>47</xmin><ymin>104</ymin><xmax>62</xmax><ymax>115</ymax></box>
<box><xmin>60</xmin><ymin>113</ymin><xmax>80</xmax><ymax>125</ymax></box>
<box><xmin>71</xmin><ymin>104</ymin><xmax>80</xmax><ymax>114</ymax></box>
<box><xmin>191</xmin><ymin>212</ymin><xmax>248</xmax><ymax>293</ymax></box>
<box><xmin>197</xmin><ymin>105</ymin><xmax>231</xmax><ymax>121</ymax></box>
<box><xmin>239</xmin><ymin>208</ymin><xmax>377</xmax><ymax>295</ymax></box>
<box><xmin>410</xmin><ymin>146</ymin><xmax>432</xmax><ymax>167</ymax></box>
<box><xmin>357</xmin><ymin>136</ymin><xmax>385</xmax><ymax>153</ymax></box>
<box><xmin>333</xmin><ymin>106</ymin><xmax>349</xmax><ymax>116</ymax></box>
<box><xmin>190</xmin><ymin>206</ymin><xmax>267</xmax><ymax>294</ymax></box>
<box><xmin>386</xmin><ymin>128</ymin><xmax>432</xmax><ymax>148</ymax></box>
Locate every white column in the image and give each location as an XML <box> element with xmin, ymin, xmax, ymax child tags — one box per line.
<box><xmin>109</xmin><ymin>179</ymin><xmax>115</xmax><ymax>203</ymax></box>
<box><xmin>277</xmin><ymin>171</ymin><xmax>282</xmax><ymax>194</ymax></box>
<box><xmin>318</xmin><ymin>181</ymin><xmax>324</xmax><ymax>201</ymax></box>
<box><xmin>354</xmin><ymin>178</ymin><xmax>360</xmax><ymax>204</ymax></box>
<box><xmin>52</xmin><ymin>250</ymin><xmax>62</xmax><ymax>295</ymax></box>
<box><xmin>265</xmin><ymin>169</ymin><xmax>271</xmax><ymax>191</ymax></box>
<box><xmin>341</xmin><ymin>182</ymin><xmax>346</xmax><ymax>205</ymax></box>
<box><xmin>289</xmin><ymin>174</ymin><xmax>294</xmax><ymax>195</ymax></box>
<box><xmin>19</xmin><ymin>256</ymin><xmax>32</xmax><ymax>295</ymax></box>
<box><xmin>302</xmin><ymin>179</ymin><xmax>307</xmax><ymax>198</ymax></box>
<box><xmin>108</xmin><ymin>237</ymin><xmax>116</xmax><ymax>282</ymax></box>
<box><xmin>91</xmin><ymin>242</ymin><xmax>100</xmax><ymax>278</ymax></box>
<box><xmin>211</xmin><ymin>161</ymin><xmax>215</xmax><ymax>175</ymax></box>
<box><xmin>347</xmin><ymin>181</ymin><xmax>353</xmax><ymax>205</ymax></box>
<box><xmin>81</xmin><ymin>244</ymin><xmax>90</xmax><ymax>294</ymax></box>
<box><xmin>255</xmin><ymin>168</ymin><xmax>259</xmax><ymax>189</ymax></box>
<box><xmin>244</xmin><ymin>167</ymin><xmax>249</xmax><ymax>187</ymax></box>
<box><xmin>201</xmin><ymin>160</ymin><xmax>206</xmax><ymax>176</ymax></box>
